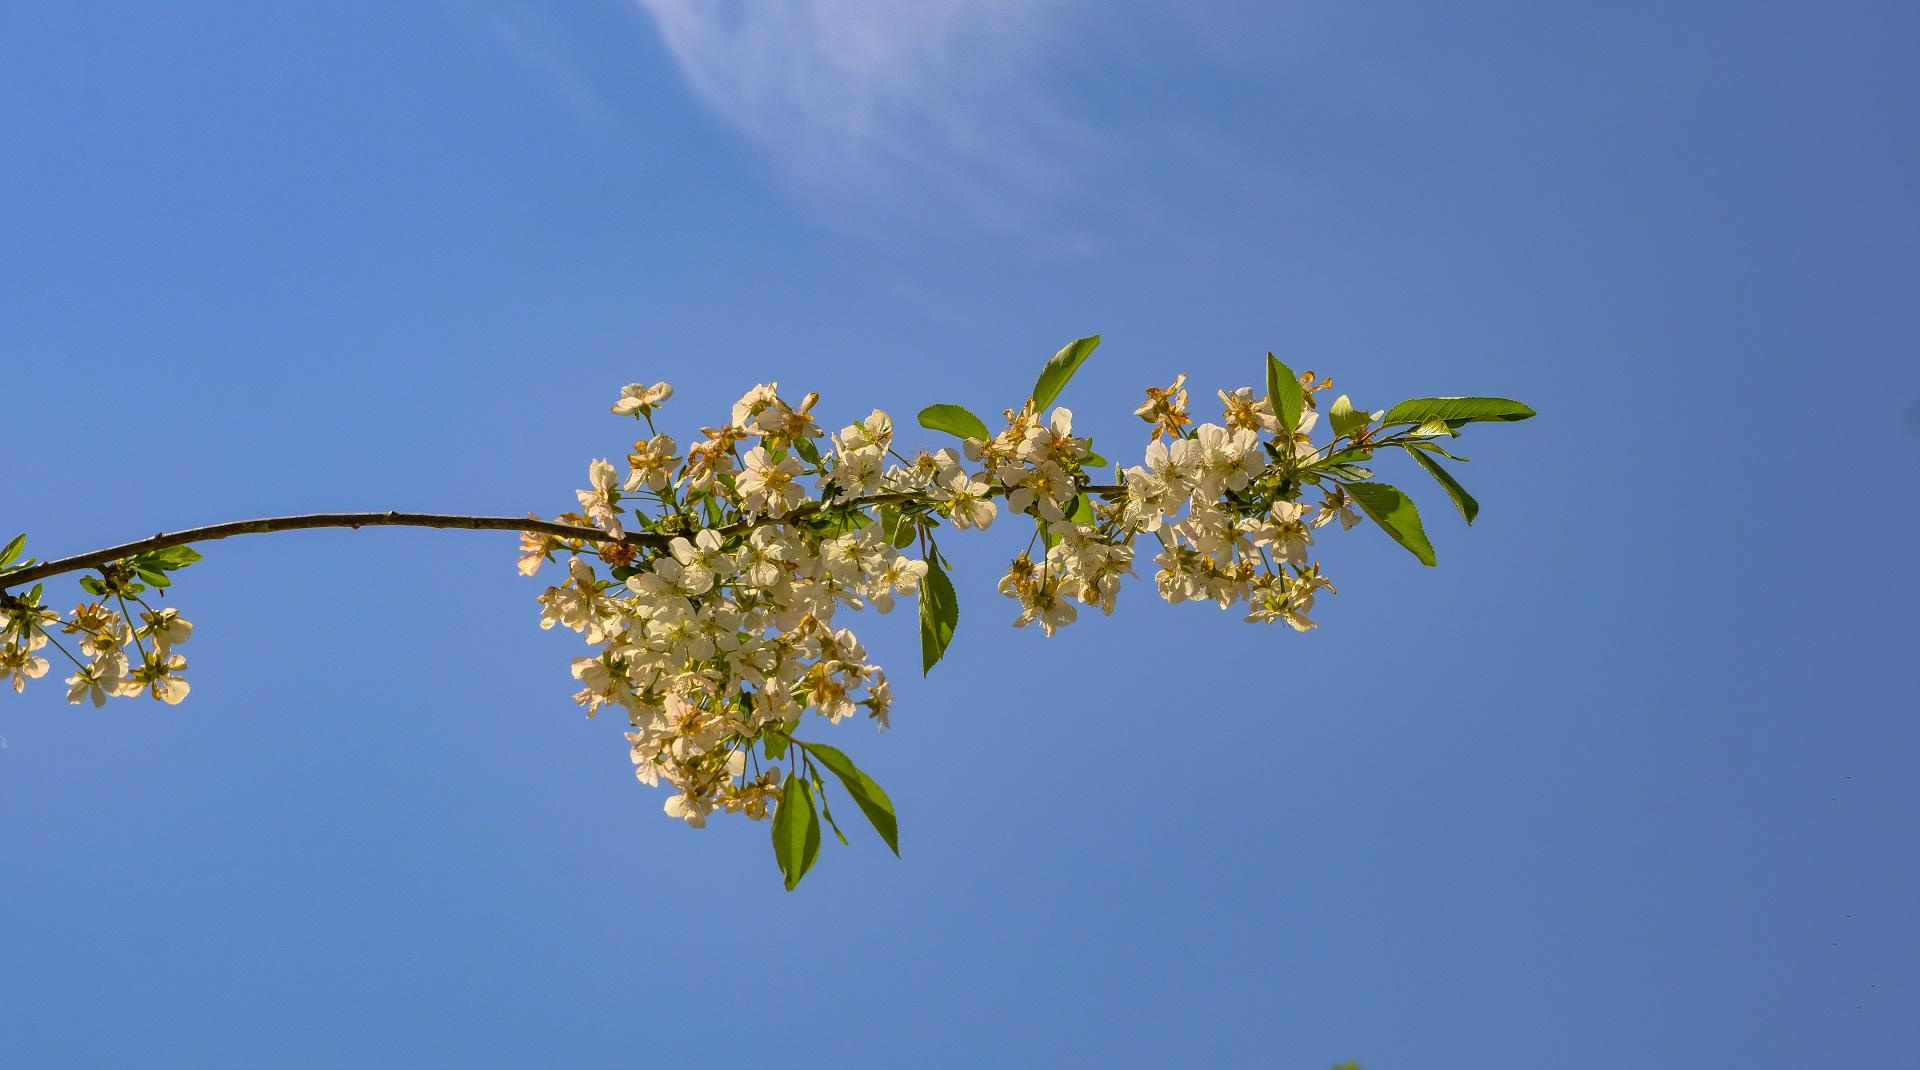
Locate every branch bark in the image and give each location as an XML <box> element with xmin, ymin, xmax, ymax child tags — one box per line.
<box><xmin>1</xmin><ymin>485</ymin><xmax>1126</xmax><ymax>591</ymax></box>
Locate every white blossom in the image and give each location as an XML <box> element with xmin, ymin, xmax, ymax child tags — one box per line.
<box><xmin>612</xmin><ymin>381</ymin><xmax>673</xmax><ymax>418</ymax></box>
<box><xmin>576</xmin><ymin>458</ymin><xmax>625</xmax><ymax>537</ymax></box>
<box><xmin>737</xmin><ymin>446</ymin><xmax>807</xmax><ymax>517</ymax></box>
<box><xmin>1</xmin><ymin>638</ymin><xmax>50</xmax><ymax>693</ymax></box>
<box><xmin>942</xmin><ymin>473</ymin><xmax>997</xmax><ymax>530</ymax></box>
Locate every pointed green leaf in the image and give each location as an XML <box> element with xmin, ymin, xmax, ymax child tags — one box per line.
<box><xmin>1380</xmin><ymin>397</ymin><xmax>1535</xmax><ymax>427</ymax></box>
<box><xmin>1328</xmin><ymin>394</ymin><xmax>1368</xmax><ymax>438</ymax></box>
<box><xmin>918</xmin><ymin>404</ymin><xmax>991</xmax><ymax>442</ymax></box>
<box><xmin>78</xmin><ymin>576</ymin><xmax>107</xmax><ymax>596</ymax></box>
<box><xmin>918</xmin><ymin>545</ymin><xmax>958</xmax><ymax>675</ymax></box>
<box><xmin>801</xmin><ymin>742</ymin><xmax>901</xmax><ymax>856</ymax></box>
<box><xmin>771</xmin><ymin>772</ymin><xmax>821</xmax><ymax>891</ymax></box>
<box><xmin>1030</xmin><ymin>335</ymin><xmax>1100</xmax><ymax>411</ymax></box>
<box><xmin>149</xmin><ymin>545</ymin><xmax>202</xmax><ymax>569</ymax></box>
<box><xmin>1346</xmin><ymin>482</ymin><xmax>1437</xmax><ymax>566</ymax></box>
<box><xmin>1411</xmin><ymin>441</ymin><xmax>1471</xmax><ymax>463</ymax></box>
<box><xmin>1405</xmin><ymin>448</ymin><xmax>1479</xmax><ymax>524</ymax></box>
<box><xmin>1266</xmin><ymin>353</ymin><xmax>1303</xmax><ymax>436</ymax></box>
<box><xmin>0</xmin><ymin>534</ymin><xmax>23</xmax><ymax>570</ymax></box>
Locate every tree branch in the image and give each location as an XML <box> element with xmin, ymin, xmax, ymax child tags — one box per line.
<box><xmin>0</xmin><ymin>513</ymin><xmax>609</xmax><ymax>591</ymax></box>
<box><xmin>1</xmin><ymin>485</ymin><xmax>1126</xmax><ymax>591</ymax></box>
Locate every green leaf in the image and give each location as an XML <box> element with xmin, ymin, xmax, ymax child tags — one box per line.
<box><xmin>771</xmin><ymin>773</ymin><xmax>821</xmax><ymax>891</ymax></box>
<box><xmin>1346</xmin><ymin>482</ymin><xmax>1437</xmax><ymax>566</ymax></box>
<box><xmin>1328</xmin><ymin>394</ymin><xmax>1369</xmax><ymax>438</ymax></box>
<box><xmin>1266</xmin><ymin>353</ymin><xmax>1304</xmax><ymax>435</ymax></box>
<box><xmin>135</xmin><ymin>568</ymin><xmax>171</xmax><ymax>589</ymax></box>
<box><xmin>918</xmin><ymin>404</ymin><xmax>991</xmax><ymax>442</ymax></box>
<box><xmin>1411</xmin><ymin>441</ymin><xmax>1471</xmax><ymax>463</ymax></box>
<box><xmin>809</xmin><ymin>508</ymin><xmax>872</xmax><ymax>538</ymax></box>
<box><xmin>1030</xmin><ymin>334</ymin><xmax>1100</xmax><ymax>411</ymax></box>
<box><xmin>144</xmin><ymin>545</ymin><xmax>202</xmax><ymax>570</ymax></box>
<box><xmin>0</xmin><ymin>534</ymin><xmax>23</xmax><ymax>570</ymax></box>
<box><xmin>763</xmin><ymin>731</ymin><xmax>789</xmax><ymax>761</ymax></box>
<box><xmin>792</xmin><ymin>435</ymin><xmax>822</xmax><ymax>465</ymax></box>
<box><xmin>1066</xmin><ymin>494</ymin><xmax>1096</xmax><ymax>527</ymax></box>
<box><xmin>78</xmin><ymin>576</ymin><xmax>107</xmax><ymax>596</ymax></box>
<box><xmin>918</xmin><ymin>544</ymin><xmax>958</xmax><ymax>675</ymax></box>
<box><xmin>1405</xmin><ymin>448</ymin><xmax>1479</xmax><ymax>524</ymax></box>
<box><xmin>798</xmin><ymin>742</ymin><xmax>901</xmax><ymax>856</ymax></box>
<box><xmin>879</xmin><ymin>506</ymin><xmax>917</xmax><ymax>549</ymax></box>
<box><xmin>1380</xmin><ymin>397</ymin><xmax>1535</xmax><ymax>427</ymax></box>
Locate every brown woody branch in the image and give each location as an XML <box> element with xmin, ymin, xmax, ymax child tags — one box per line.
<box><xmin>1</xmin><ymin>485</ymin><xmax>1125</xmax><ymax>592</ymax></box>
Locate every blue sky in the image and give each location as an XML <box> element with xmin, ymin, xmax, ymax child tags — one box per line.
<box><xmin>2</xmin><ymin>2</ymin><xmax>1916</xmax><ymax>1066</ymax></box>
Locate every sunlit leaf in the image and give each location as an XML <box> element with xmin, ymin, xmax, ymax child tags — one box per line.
<box><xmin>1380</xmin><ymin>397</ymin><xmax>1535</xmax><ymax>426</ymax></box>
<box><xmin>1266</xmin><ymin>353</ymin><xmax>1303</xmax><ymax>435</ymax></box>
<box><xmin>1329</xmin><ymin>394</ymin><xmax>1369</xmax><ymax>438</ymax></box>
<box><xmin>918</xmin><ymin>545</ymin><xmax>958</xmax><ymax>675</ymax></box>
<box><xmin>918</xmin><ymin>404</ymin><xmax>991</xmax><ymax>442</ymax></box>
<box><xmin>802</xmin><ymin>742</ymin><xmax>899</xmax><ymax>856</ymax></box>
<box><xmin>1405</xmin><ymin>448</ymin><xmax>1479</xmax><ymax>524</ymax></box>
<box><xmin>771</xmin><ymin>773</ymin><xmax>821</xmax><ymax>891</ymax></box>
<box><xmin>1031</xmin><ymin>335</ymin><xmax>1100</xmax><ymax>411</ymax></box>
<box><xmin>1346</xmin><ymin>482</ymin><xmax>1436</xmax><ymax>566</ymax></box>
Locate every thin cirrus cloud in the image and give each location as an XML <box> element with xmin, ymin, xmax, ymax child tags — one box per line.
<box><xmin>631</xmin><ymin>0</ymin><xmax>1110</xmax><ymax>233</ymax></box>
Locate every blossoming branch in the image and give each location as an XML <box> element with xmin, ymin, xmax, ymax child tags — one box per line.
<box><xmin>0</xmin><ymin>337</ymin><xmax>1533</xmax><ymax>888</ymax></box>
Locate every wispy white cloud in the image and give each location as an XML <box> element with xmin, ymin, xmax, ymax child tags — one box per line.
<box><xmin>632</xmin><ymin>0</ymin><xmax>1109</xmax><ymax>233</ymax></box>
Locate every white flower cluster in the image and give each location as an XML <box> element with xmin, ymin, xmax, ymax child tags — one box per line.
<box><xmin>1118</xmin><ymin>387</ymin><xmax>1352</xmax><ymax>632</ymax></box>
<box><xmin>523</xmin><ymin>368</ymin><xmax>1362</xmax><ymax>830</ymax></box>
<box><xmin>1</xmin><ymin>593</ymin><xmax>192</xmax><ymax>705</ymax></box>
<box><xmin>526</xmin><ymin>384</ymin><xmax>936</xmax><ymax>829</ymax></box>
